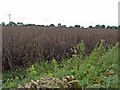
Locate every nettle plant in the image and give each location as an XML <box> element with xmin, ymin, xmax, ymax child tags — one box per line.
<box><xmin>72</xmin><ymin>40</ymin><xmax>85</xmax><ymax>70</ymax></box>
<box><xmin>88</xmin><ymin>39</ymin><xmax>106</xmax><ymax>65</ymax></box>
<box><xmin>28</xmin><ymin>65</ymin><xmax>37</xmax><ymax>76</ymax></box>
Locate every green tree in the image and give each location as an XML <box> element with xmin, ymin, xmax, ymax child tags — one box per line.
<box><xmin>17</xmin><ymin>22</ymin><xmax>24</xmax><ymax>26</ymax></box>
<box><xmin>112</xmin><ymin>26</ymin><xmax>118</xmax><ymax>29</ymax></box>
<box><xmin>81</xmin><ymin>26</ymin><xmax>84</xmax><ymax>28</ymax></box>
<box><xmin>74</xmin><ymin>25</ymin><xmax>81</xmax><ymax>28</ymax></box>
<box><xmin>57</xmin><ymin>23</ymin><xmax>61</xmax><ymax>27</ymax></box>
<box><xmin>50</xmin><ymin>24</ymin><xmax>55</xmax><ymax>27</ymax></box>
<box><xmin>101</xmin><ymin>25</ymin><xmax>105</xmax><ymax>28</ymax></box>
<box><xmin>9</xmin><ymin>22</ymin><xmax>17</xmax><ymax>26</ymax></box>
<box><xmin>106</xmin><ymin>26</ymin><xmax>112</xmax><ymax>29</ymax></box>
<box><xmin>89</xmin><ymin>26</ymin><xmax>93</xmax><ymax>28</ymax></box>
<box><xmin>95</xmin><ymin>25</ymin><xmax>101</xmax><ymax>28</ymax></box>
<box><xmin>1</xmin><ymin>22</ymin><xmax>5</xmax><ymax>26</ymax></box>
<box><xmin>118</xmin><ymin>25</ymin><xmax>120</xmax><ymax>29</ymax></box>
<box><xmin>27</xmin><ymin>24</ymin><xmax>35</xmax><ymax>26</ymax></box>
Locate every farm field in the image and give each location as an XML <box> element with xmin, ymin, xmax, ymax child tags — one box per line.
<box><xmin>1</xmin><ymin>26</ymin><xmax>119</xmax><ymax>89</ymax></box>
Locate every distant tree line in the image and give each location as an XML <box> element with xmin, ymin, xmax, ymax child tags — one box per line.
<box><xmin>89</xmin><ymin>24</ymin><xmax>119</xmax><ymax>29</ymax></box>
<box><xmin>1</xmin><ymin>22</ymin><xmax>120</xmax><ymax>29</ymax></box>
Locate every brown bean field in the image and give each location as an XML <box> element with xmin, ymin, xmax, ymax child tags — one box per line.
<box><xmin>2</xmin><ymin>26</ymin><xmax>118</xmax><ymax>71</ymax></box>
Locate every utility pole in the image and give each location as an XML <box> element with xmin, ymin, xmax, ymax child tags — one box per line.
<box><xmin>8</xmin><ymin>14</ymin><xmax>11</xmax><ymax>23</ymax></box>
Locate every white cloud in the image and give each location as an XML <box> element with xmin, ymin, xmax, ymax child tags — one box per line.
<box><xmin>0</xmin><ymin>0</ymin><xmax>119</xmax><ymax>27</ymax></box>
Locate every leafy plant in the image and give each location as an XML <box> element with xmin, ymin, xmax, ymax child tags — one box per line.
<box><xmin>2</xmin><ymin>42</ymin><xmax>119</xmax><ymax>88</ymax></box>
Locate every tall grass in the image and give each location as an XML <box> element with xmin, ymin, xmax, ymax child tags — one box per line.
<box><xmin>2</xmin><ymin>26</ymin><xmax>118</xmax><ymax>71</ymax></box>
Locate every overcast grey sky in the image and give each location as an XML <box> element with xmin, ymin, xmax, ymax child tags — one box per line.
<box><xmin>0</xmin><ymin>0</ymin><xmax>119</xmax><ymax>27</ymax></box>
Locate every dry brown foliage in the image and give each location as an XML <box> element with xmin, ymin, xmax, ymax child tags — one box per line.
<box><xmin>2</xmin><ymin>26</ymin><xmax>118</xmax><ymax>71</ymax></box>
